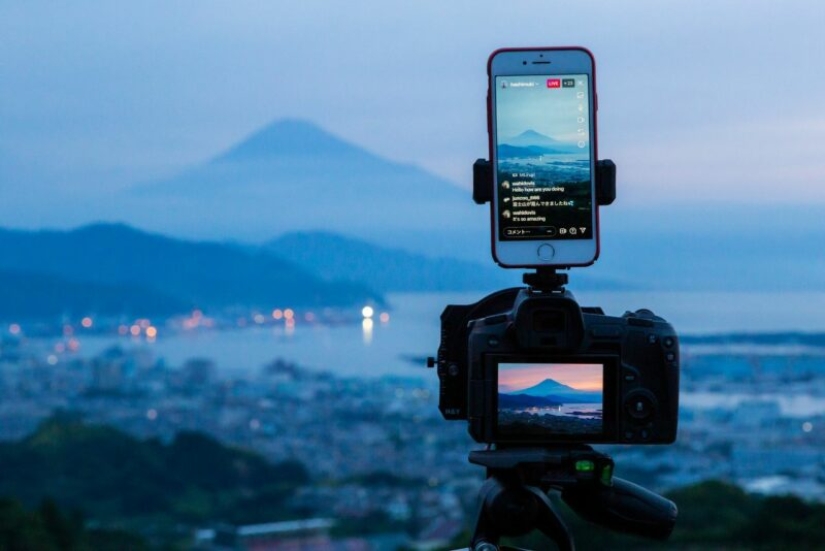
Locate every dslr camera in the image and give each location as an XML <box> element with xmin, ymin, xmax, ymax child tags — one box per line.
<box><xmin>433</xmin><ymin>284</ymin><xmax>679</xmax><ymax>445</ymax></box>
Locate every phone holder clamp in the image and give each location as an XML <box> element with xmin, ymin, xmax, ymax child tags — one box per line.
<box><xmin>472</xmin><ymin>158</ymin><xmax>616</xmax><ymax>292</ymax></box>
<box><xmin>472</xmin><ymin>158</ymin><xmax>616</xmax><ymax>206</ymax></box>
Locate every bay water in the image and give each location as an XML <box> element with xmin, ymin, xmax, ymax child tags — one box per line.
<box><xmin>77</xmin><ymin>290</ymin><xmax>825</xmax><ymax>380</ymax></box>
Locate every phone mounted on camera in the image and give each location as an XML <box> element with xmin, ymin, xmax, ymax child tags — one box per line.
<box><xmin>432</xmin><ymin>157</ymin><xmax>678</xmax><ymax>447</ymax></box>
<box><xmin>427</xmin><ymin>154</ymin><xmax>681</xmax><ymax>550</ymax></box>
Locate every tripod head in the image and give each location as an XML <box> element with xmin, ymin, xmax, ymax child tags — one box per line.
<box><xmin>464</xmin><ymin>448</ymin><xmax>677</xmax><ymax>550</ymax></box>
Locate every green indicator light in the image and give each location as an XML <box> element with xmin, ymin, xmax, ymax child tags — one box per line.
<box><xmin>575</xmin><ymin>460</ymin><xmax>595</xmax><ymax>472</ymax></box>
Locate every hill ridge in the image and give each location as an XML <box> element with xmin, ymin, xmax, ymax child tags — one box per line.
<box><xmin>0</xmin><ymin>223</ymin><xmax>381</xmax><ymax>320</ymax></box>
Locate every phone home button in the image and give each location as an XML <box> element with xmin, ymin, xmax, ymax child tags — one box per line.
<box><xmin>537</xmin><ymin>243</ymin><xmax>555</xmax><ymax>261</ymax></box>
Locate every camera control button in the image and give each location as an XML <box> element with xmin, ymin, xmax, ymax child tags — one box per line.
<box><xmin>663</xmin><ymin>336</ymin><xmax>675</xmax><ymax>348</ymax></box>
<box><xmin>537</xmin><ymin>243</ymin><xmax>555</xmax><ymax>261</ymax></box>
<box><xmin>622</xmin><ymin>368</ymin><xmax>639</xmax><ymax>383</ymax></box>
<box><xmin>625</xmin><ymin>392</ymin><xmax>656</xmax><ymax>421</ymax></box>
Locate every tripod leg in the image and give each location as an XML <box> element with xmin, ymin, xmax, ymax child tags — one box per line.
<box><xmin>470</xmin><ymin>478</ymin><xmax>504</xmax><ymax>549</ymax></box>
<box><xmin>526</xmin><ymin>486</ymin><xmax>575</xmax><ymax>551</ymax></box>
<box><xmin>469</xmin><ymin>477</ymin><xmax>575</xmax><ymax>551</ymax></box>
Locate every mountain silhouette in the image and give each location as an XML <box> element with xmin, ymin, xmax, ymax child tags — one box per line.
<box><xmin>0</xmin><ymin>223</ymin><xmax>380</xmax><ymax>317</ymax></box>
<box><xmin>516</xmin><ymin>378</ymin><xmax>578</xmax><ymax>396</ymax></box>
<box><xmin>1</xmin><ymin>119</ymin><xmax>822</xmax><ymax>292</ymax></box>
<box><xmin>265</xmin><ymin>231</ymin><xmax>516</xmax><ymax>292</ymax></box>
<box><xmin>124</xmin><ymin>119</ymin><xmax>485</xmax><ymax>253</ymax></box>
<box><xmin>0</xmin><ymin>268</ymin><xmax>192</xmax><ymax>321</ymax></box>
<box><xmin>503</xmin><ymin>129</ymin><xmax>559</xmax><ymax>148</ymax></box>
<box><xmin>497</xmin><ymin>393</ymin><xmax>562</xmax><ymax>410</ymax></box>
<box><xmin>505</xmin><ymin>378</ymin><xmax>602</xmax><ymax>404</ymax></box>
<box><xmin>214</xmin><ymin>118</ymin><xmax>375</xmax><ymax>162</ymax></box>
<box><xmin>497</xmin><ymin>144</ymin><xmax>571</xmax><ymax>159</ymax></box>
<box><xmin>498</xmin><ymin>129</ymin><xmax>580</xmax><ymax>160</ymax></box>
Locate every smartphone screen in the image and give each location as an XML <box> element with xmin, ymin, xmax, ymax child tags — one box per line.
<box><xmin>497</xmin><ymin>361</ymin><xmax>605</xmax><ymax>440</ymax></box>
<box><xmin>495</xmin><ymin>75</ymin><xmax>592</xmax><ymax>241</ymax></box>
<box><xmin>489</xmin><ymin>48</ymin><xmax>598</xmax><ymax>267</ymax></box>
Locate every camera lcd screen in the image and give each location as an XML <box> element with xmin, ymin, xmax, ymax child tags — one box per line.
<box><xmin>494</xmin><ymin>74</ymin><xmax>593</xmax><ymax>241</ymax></box>
<box><xmin>497</xmin><ymin>361</ymin><xmax>604</xmax><ymax>439</ymax></box>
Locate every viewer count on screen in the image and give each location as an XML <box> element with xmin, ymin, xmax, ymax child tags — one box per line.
<box><xmin>495</xmin><ymin>74</ymin><xmax>593</xmax><ymax>241</ymax></box>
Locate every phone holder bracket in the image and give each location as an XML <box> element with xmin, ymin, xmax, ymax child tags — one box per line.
<box><xmin>522</xmin><ymin>268</ymin><xmax>568</xmax><ymax>292</ymax></box>
<box><xmin>472</xmin><ymin>158</ymin><xmax>616</xmax><ymax>206</ymax></box>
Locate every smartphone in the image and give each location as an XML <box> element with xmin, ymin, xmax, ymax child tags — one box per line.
<box><xmin>488</xmin><ymin>47</ymin><xmax>599</xmax><ymax>268</ymax></box>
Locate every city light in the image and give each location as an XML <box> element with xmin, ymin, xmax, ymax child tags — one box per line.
<box><xmin>8</xmin><ymin>323</ymin><xmax>21</xmax><ymax>335</ymax></box>
<box><xmin>272</xmin><ymin>309</ymin><xmax>283</xmax><ymax>320</ymax></box>
<box><xmin>253</xmin><ymin>314</ymin><xmax>265</xmax><ymax>324</ymax></box>
<box><xmin>284</xmin><ymin>308</ymin><xmax>295</xmax><ymax>321</ymax></box>
<box><xmin>47</xmin><ymin>355</ymin><xmax>58</xmax><ymax>365</ymax></box>
<box><xmin>803</xmin><ymin>421</ymin><xmax>813</xmax><ymax>433</ymax></box>
<box><xmin>146</xmin><ymin>409</ymin><xmax>158</xmax><ymax>421</ymax></box>
<box><xmin>379</xmin><ymin>312</ymin><xmax>390</xmax><ymax>323</ymax></box>
<box><xmin>81</xmin><ymin>317</ymin><xmax>93</xmax><ymax>328</ymax></box>
<box><xmin>362</xmin><ymin>317</ymin><xmax>374</xmax><ymax>344</ymax></box>
<box><xmin>361</xmin><ymin>306</ymin><xmax>374</xmax><ymax>319</ymax></box>
<box><xmin>146</xmin><ymin>326</ymin><xmax>158</xmax><ymax>339</ymax></box>
<box><xmin>130</xmin><ymin>325</ymin><xmax>141</xmax><ymax>337</ymax></box>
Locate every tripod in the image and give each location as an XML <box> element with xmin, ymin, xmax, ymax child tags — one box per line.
<box><xmin>465</xmin><ymin>447</ymin><xmax>677</xmax><ymax>551</ymax></box>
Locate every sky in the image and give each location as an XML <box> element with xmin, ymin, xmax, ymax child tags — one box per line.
<box><xmin>2</xmin><ymin>1</ymin><xmax>825</xmax><ymax>209</ymax></box>
<box><xmin>499</xmin><ymin>363</ymin><xmax>603</xmax><ymax>393</ymax></box>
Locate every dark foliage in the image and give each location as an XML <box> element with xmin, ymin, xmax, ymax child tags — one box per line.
<box><xmin>0</xmin><ymin>497</ymin><xmax>148</xmax><ymax>551</ymax></box>
<box><xmin>0</xmin><ymin>416</ymin><xmax>310</xmax><ymax>528</ymax></box>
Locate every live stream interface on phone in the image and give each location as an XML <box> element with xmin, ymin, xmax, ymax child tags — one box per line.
<box><xmin>497</xmin><ymin>361</ymin><xmax>604</xmax><ymax>437</ymax></box>
<box><xmin>495</xmin><ymin>75</ymin><xmax>593</xmax><ymax>241</ymax></box>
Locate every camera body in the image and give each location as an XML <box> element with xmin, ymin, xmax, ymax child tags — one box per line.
<box><xmin>435</xmin><ymin>287</ymin><xmax>679</xmax><ymax>445</ymax></box>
